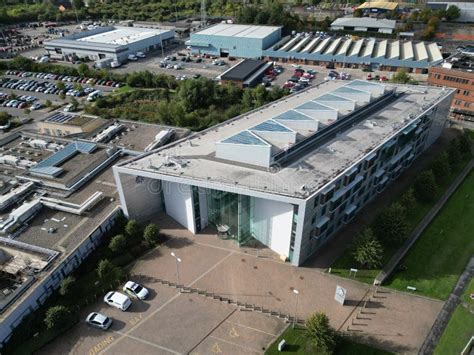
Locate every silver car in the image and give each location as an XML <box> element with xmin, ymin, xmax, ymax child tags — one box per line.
<box><xmin>85</xmin><ymin>312</ymin><xmax>112</xmax><ymax>330</ymax></box>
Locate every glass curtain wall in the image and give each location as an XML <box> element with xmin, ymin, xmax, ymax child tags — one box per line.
<box><xmin>207</xmin><ymin>189</ymin><xmax>253</xmax><ymax>245</ymax></box>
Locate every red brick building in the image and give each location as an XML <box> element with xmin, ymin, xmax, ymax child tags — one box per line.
<box><xmin>428</xmin><ymin>55</ymin><xmax>474</xmax><ymax>122</ymax></box>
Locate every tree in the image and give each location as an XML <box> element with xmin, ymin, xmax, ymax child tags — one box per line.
<box><xmin>73</xmin><ymin>0</ymin><xmax>85</xmax><ymax>9</ymax></box>
<box><xmin>97</xmin><ymin>259</ymin><xmax>120</xmax><ymax>282</ymax></box>
<box><xmin>143</xmin><ymin>223</ymin><xmax>159</xmax><ymax>246</ymax></box>
<box><xmin>109</xmin><ymin>234</ymin><xmax>127</xmax><ymax>253</ymax></box>
<box><xmin>70</xmin><ymin>97</ymin><xmax>79</xmax><ymax>109</ymax></box>
<box><xmin>392</xmin><ymin>69</ymin><xmax>413</xmax><ymax>84</ymax></box>
<box><xmin>445</xmin><ymin>5</ymin><xmax>460</xmax><ymax>20</ymax></box>
<box><xmin>400</xmin><ymin>187</ymin><xmax>417</xmax><ymax>211</ymax></box>
<box><xmin>59</xmin><ymin>276</ymin><xmax>76</xmax><ymax>296</ymax></box>
<box><xmin>353</xmin><ymin>8</ymin><xmax>362</xmax><ymax>17</ymax></box>
<box><xmin>0</xmin><ymin>112</ymin><xmax>11</xmax><ymax>126</ymax></box>
<box><xmin>125</xmin><ymin>219</ymin><xmax>141</xmax><ymax>239</ymax></box>
<box><xmin>447</xmin><ymin>138</ymin><xmax>461</xmax><ymax>167</ymax></box>
<box><xmin>44</xmin><ymin>305</ymin><xmax>70</xmax><ymax>330</ymax></box>
<box><xmin>352</xmin><ymin>228</ymin><xmax>384</xmax><ymax>269</ymax></box>
<box><xmin>431</xmin><ymin>151</ymin><xmax>450</xmax><ymax>183</ymax></box>
<box><xmin>45</xmin><ymin>99</ymin><xmax>52</xmax><ymax>107</ymax></box>
<box><xmin>457</xmin><ymin>133</ymin><xmax>472</xmax><ymax>158</ymax></box>
<box><xmin>413</xmin><ymin>170</ymin><xmax>438</xmax><ymax>203</ymax></box>
<box><xmin>305</xmin><ymin>312</ymin><xmax>336</xmax><ymax>354</ymax></box>
<box><xmin>56</xmin><ymin>81</ymin><xmax>65</xmax><ymax>91</ymax></box>
<box><xmin>373</xmin><ymin>203</ymin><xmax>409</xmax><ymax>244</ymax></box>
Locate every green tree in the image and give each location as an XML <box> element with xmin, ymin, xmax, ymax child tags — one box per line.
<box><xmin>305</xmin><ymin>312</ymin><xmax>336</xmax><ymax>354</ymax></box>
<box><xmin>44</xmin><ymin>305</ymin><xmax>71</xmax><ymax>330</ymax></box>
<box><xmin>143</xmin><ymin>223</ymin><xmax>159</xmax><ymax>246</ymax></box>
<box><xmin>445</xmin><ymin>5</ymin><xmax>460</xmax><ymax>20</ymax></box>
<box><xmin>352</xmin><ymin>228</ymin><xmax>384</xmax><ymax>269</ymax></box>
<box><xmin>447</xmin><ymin>138</ymin><xmax>461</xmax><ymax>168</ymax></box>
<box><xmin>413</xmin><ymin>170</ymin><xmax>438</xmax><ymax>202</ymax></box>
<box><xmin>108</xmin><ymin>234</ymin><xmax>127</xmax><ymax>253</ymax></box>
<box><xmin>431</xmin><ymin>151</ymin><xmax>450</xmax><ymax>183</ymax></box>
<box><xmin>0</xmin><ymin>112</ymin><xmax>11</xmax><ymax>126</ymax></box>
<box><xmin>400</xmin><ymin>187</ymin><xmax>417</xmax><ymax>211</ymax></box>
<box><xmin>45</xmin><ymin>99</ymin><xmax>52</xmax><ymax>107</ymax></box>
<box><xmin>374</xmin><ymin>203</ymin><xmax>409</xmax><ymax>244</ymax></box>
<box><xmin>56</xmin><ymin>81</ymin><xmax>65</xmax><ymax>91</ymax></box>
<box><xmin>457</xmin><ymin>132</ymin><xmax>472</xmax><ymax>158</ymax></box>
<box><xmin>97</xmin><ymin>259</ymin><xmax>121</xmax><ymax>282</ymax></box>
<box><xmin>392</xmin><ymin>69</ymin><xmax>412</xmax><ymax>84</ymax></box>
<box><xmin>70</xmin><ymin>97</ymin><xmax>79</xmax><ymax>109</ymax></box>
<box><xmin>59</xmin><ymin>276</ymin><xmax>76</xmax><ymax>296</ymax></box>
<box><xmin>125</xmin><ymin>219</ymin><xmax>141</xmax><ymax>239</ymax></box>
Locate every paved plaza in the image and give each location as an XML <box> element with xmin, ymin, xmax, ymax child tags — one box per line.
<box><xmin>39</xmin><ymin>214</ymin><xmax>443</xmax><ymax>354</ymax></box>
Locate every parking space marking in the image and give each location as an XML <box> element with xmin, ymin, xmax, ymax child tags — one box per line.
<box><xmin>102</xmin><ymin>251</ymin><xmax>234</xmax><ymax>354</ymax></box>
<box><xmin>88</xmin><ymin>335</ymin><xmax>115</xmax><ymax>355</ymax></box>
<box><xmin>211</xmin><ymin>342</ymin><xmax>222</xmax><ymax>353</ymax></box>
<box><xmin>111</xmin><ymin>331</ymin><xmax>180</xmax><ymax>354</ymax></box>
<box><xmin>208</xmin><ymin>335</ymin><xmax>261</xmax><ymax>354</ymax></box>
<box><xmin>229</xmin><ymin>327</ymin><xmax>239</xmax><ymax>338</ymax></box>
<box><xmin>225</xmin><ymin>320</ymin><xmax>278</xmax><ymax>337</ymax></box>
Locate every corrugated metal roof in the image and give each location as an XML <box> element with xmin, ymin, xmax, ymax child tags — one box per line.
<box><xmin>302</xmin><ymin>37</ymin><xmax>320</xmax><ymax>53</ymax></box>
<box><xmin>402</xmin><ymin>41</ymin><xmax>414</xmax><ymax>60</ymax></box>
<box><xmin>291</xmin><ymin>37</ymin><xmax>311</xmax><ymax>52</ymax></box>
<box><xmin>375</xmin><ymin>40</ymin><xmax>388</xmax><ymax>58</ymax></box>
<box><xmin>313</xmin><ymin>37</ymin><xmax>331</xmax><ymax>53</ymax></box>
<box><xmin>336</xmin><ymin>39</ymin><xmax>352</xmax><ymax>56</ymax></box>
<box><xmin>331</xmin><ymin>17</ymin><xmax>396</xmax><ymax>29</ymax></box>
<box><xmin>348</xmin><ymin>39</ymin><xmax>364</xmax><ymax>56</ymax></box>
<box><xmin>414</xmin><ymin>42</ymin><xmax>428</xmax><ymax>61</ymax></box>
<box><xmin>324</xmin><ymin>37</ymin><xmax>343</xmax><ymax>55</ymax></box>
<box><xmin>387</xmin><ymin>40</ymin><xmax>400</xmax><ymax>59</ymax></box>
<box><xmin>361</xmin><ymin>39</ymin><xmax>376</xmax><ymax>57</ymax></box>
<box><xmin>427</xmin><ymin>42</ymin><xmax>443</xmax><ymax>62</ymax></box>
<box><xmin>194</xmin><ymin>24</ymin><xmax>281</xmax><ymax>39</ymax></box>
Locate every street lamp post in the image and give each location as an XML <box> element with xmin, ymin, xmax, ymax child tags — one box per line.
<box><xmin>292</xmin><ymin>289</ymin><xmax>299</xmax><ymax>329</ymax></box>
<box><xmin>171</xmin><ymin>252</ymin><xmax>182</xmax><ymax>286</ymax></box>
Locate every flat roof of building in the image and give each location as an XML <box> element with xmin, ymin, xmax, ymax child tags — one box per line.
<box><xmin>194</xmin><ymin>23</ymin><xmax>281</xmax><ymax>39</ymax></box>
<box><xmin>120</xmin><ymin>81</ymin><xmax>452</xmax><ymax>199</ymax></box>
<box><xmin>331</xmin><ymin>17</ymin><xmax>396</xmax><ymax>29</ymax></box>
<box><xmin>220</xmin><ymin>59</ymin><xmax>266</xmax><ymax>81</ymax></box>
<box><xmin>435</xmin><ymin>53</ymin><xmax>474</xmax><ymax>74</ymax></box>
<box><xmin>76</xmin><ymin>26</ymin><xmax>171</xmax><ymax>46</ymax></box>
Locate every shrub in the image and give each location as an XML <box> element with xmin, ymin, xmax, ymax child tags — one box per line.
<box><xmin>458</xmin><ymin>133</ymin><xmax>472</xmax><ymax>158</ymax></box>
<box><xmin>431</xmin><ymin>151</ymin><xmax>451</xmax><ymax>183</ymax></box>
<box><xmin>45</xmin><ymin>99</ymin><xmax>52</xmax><ymax>107</ymax></box>
<box><xmin>44</xmin><ymin>306</ymin><xmax>70</xmax><ymax>330</ymax></box>
<box><xmin>373</xmin><ymin>203</ymin><xmax>409</xmax><ymax>244</ymax></box>
<box><xmin>352</xmin><ymin>228</ymin><xmax>384</xmax><ymax>269</ymax></box>
<box><xmin>400</xmin><ymin>187</ymin><xmax>417</xmax><ymax>211</ymax></box>
<box><xmin>0</xmin><ymin>112</ymin><xmax>11</xmax><ymax>126</ymax></box>
<box><xmin>413</xmin><ymin>170</ymin><xmax>438</xmax><ymax>203</ymax></box>
<box><xmin>447</xmin><ymin>138</ymin><xmax>461</xmax><ymax>167</ymax></box>
<box><xmin>97</xmin><ymin>259</ymin><xmax>121</xmax><ymax>283</ymax></box>
<box><xmin>59</xmin><ymin>276</ymin><xmax>76</xmax><ymax>296</ymax></box>
<box><xmin>108</xmin><ymin>234</ymin><xmax>127</xmax><ymax>253</ymax></box>
<box><xmin>143</xmin><ymin>223</ymin><xmax>159</xmax><ymax>246</ymax></box>
<box><xmin>305</xmin><ymin>312</ymin><xmax>336</xmax><ymax>354</ymax></box>
<box><xmin>125</xmin><ymin>219</ymin><xmax>141</xmax><ymax>239</ymax></box>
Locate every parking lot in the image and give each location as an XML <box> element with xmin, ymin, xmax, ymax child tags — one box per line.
<box><xmin>38</xmin><ymin>214</ymin><xmax>443</xmax><ymax>354</ymax></box>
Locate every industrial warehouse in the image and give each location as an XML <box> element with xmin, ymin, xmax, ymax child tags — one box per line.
<box><xmin>44</xmin><ymin>26</ymin><xmax>175</xmax><ymax>62</ymax></box>
<box><xmin>114</xmin><ymin>80</ymin><xmax>454</xmax><ymax>266</ymax></box>
<box><xmin>188</xmin><ymin>24</ymin><xmax>444</xmax><ymax>72</ymax></box>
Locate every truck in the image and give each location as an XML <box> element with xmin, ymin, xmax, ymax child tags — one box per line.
<box><xmin>94</xmin><ymin>57</ymin><xmax>113</xmax><ymax>69</ymax></box>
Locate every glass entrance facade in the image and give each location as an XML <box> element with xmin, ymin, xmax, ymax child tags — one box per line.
<box><xmin>206</xmin><ymin>189</ymin><xmax>254</xmax><ymax>245</ymax></box>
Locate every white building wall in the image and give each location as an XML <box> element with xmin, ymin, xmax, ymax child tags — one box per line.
<box><xmin>114</xmin><ymin>171</ymin><xmax>163</xmax><ymax>221</ymax></box>
<box><xmin>215</xmin><ymin>143</ymin><xmax>272</xmax><ymax>167</ymax></box>
<box><xmin>162</xmin><ymin>181</ymin><xmax>195</xmax><ymax>233</ymax></box>
<box><xmin>252</xmin><ymin>197</ymin><xmax>294</xmax><ymax>258</ymax></box>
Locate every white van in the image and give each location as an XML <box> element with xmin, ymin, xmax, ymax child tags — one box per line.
<box><xmin>104</xmin><ymin>291</ymin><xmax>131</xmax><ymax>311</ymax></box>
<box><xmin>110</xmin><ymin>61</ymin><xmax>121</xmax><ymax>68</ymax></box>
<box><xmin>87</xmin><ymin>90</ymin><xmax>102</xmax><ymax>102</ymax></box>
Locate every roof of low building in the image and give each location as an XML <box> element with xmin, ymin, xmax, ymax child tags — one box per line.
<box><xmin>220</xmin><ymin>59</ymin><xmax>267</xmax><ymax>81</ymax></box>
<box><xmin>193</xmin><ymin>23</ymin><xmax>281</xmax><ymax>39</ymax></box>
<box><xmin>331</xmin><ymin>17</ymin><xmax>396</xmax><ymax>29</ymax></box>
<box><xmin>357</xmin><ymin>2</ymin><xmax>399</xmax><ymax>11</ymax></box>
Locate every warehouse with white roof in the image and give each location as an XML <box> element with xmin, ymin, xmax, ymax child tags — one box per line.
<box><xmin>45</xmin><ymin>26</ymin><xmax>175</xmax><ymax>62</ymax></box>
<box><xmin>114</xmin><ymin>80</ymin><xmax>454</xmax><ymax>266</ymax></box>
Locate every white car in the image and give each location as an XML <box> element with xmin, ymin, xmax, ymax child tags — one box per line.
<box><xmin>123</xmin><ymin>281</ymin><xmax>149</xmax><ymax>299</ymax></box>
<box><xmin>85</xmin><ymin>312</ymin><xmax>112</xmax><ymax>330</ymax></box>
<box><xmin>136</xmin><ymin>52</ymin><xmax>146</xmax><ymax>58</ymax></box>
<box><xmin>104</xmin><ymin>291</ymin><xmax>132</xmax><ymax>311</ymax></box>
<box><xmin>128</xmin><ymin>54</ymin><xmax>138</xmax><ymax>61</ymax></box>
<box><xmin>299</xmin><ymin>77</ymin><xmax>310</xmax><ymax>83</ymax></box>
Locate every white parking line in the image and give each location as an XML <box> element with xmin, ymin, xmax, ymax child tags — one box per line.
<box><xmin>101</xmin><ymin>251</ymin><xmax>234</xmax><ymax>354</ymax></box>
<box><xmin>208</xmin><ymin>335</ymin><xmax>261</xmax><ymax>354</ymax></box>
<box><xmin>111</xmin><ymin>331</ymin><xmax>181</xmax><ymax>354</ymax></box>
<box><xmin>225</xmin><ymin>320</ymin><xmax>278</xmax><ymax>337</ymax></box>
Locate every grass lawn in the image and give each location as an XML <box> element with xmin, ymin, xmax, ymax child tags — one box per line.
<box><xmin>265</xmin><ymin>326</ymin><xmax>391</xmax><ymax>355</ymax></box>
<box><xmin>330</xmin><ymin>159</ymin><xmax>470</xmax><ymax>285</ymax></box>
<box><xmin>434</xmin><ymin>279</ymin><xmax>474</xmax><ymax>355</ymax></box>
<box><xmin>385</xmin><ymin>172</ymin><xmax>474</xmax><ymax>300</ymax></box>
<box><xmin>112</xmin><ymin>85</ymin><xmax>134</xmax><ymax>94</ymax></box>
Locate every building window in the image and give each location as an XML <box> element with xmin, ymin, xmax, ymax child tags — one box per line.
<box><xmin>464</xmin><ymin>90</ymin><xmax>470</xmax><ymax>96</ymax></box>
<box><xmin>465</xmin><ymin>102</ymin><xmax>471</xmax><ymax>108</ymax></box>
<box><xmin>455</xmin><ymin>100</ymin><xmax>462</xmax><ymax>105</ymax></box>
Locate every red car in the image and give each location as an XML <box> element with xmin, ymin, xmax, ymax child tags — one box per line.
<box><xmin>283</xmin><ymin>82</ymin><xmax>295</xmax><ymax>89</ymax></box>
<box><xmin>293</xmin><ymin>71</ymin><xmax>304</xmax><ymax>77</ymax></box>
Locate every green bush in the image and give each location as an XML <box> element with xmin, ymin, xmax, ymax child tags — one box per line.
<box><xmin>109</xmin><ymin>234</ymin><xmax>127</xmax><ymax>253</ymax></box>
<box><xmin>59</xmin><ymin>276</ymin><xmax>76</xmax><ymax>296</ymax></box>
<box><xmin>413</xmin><ymin>170</ymin><xmax>438</xmax><ymax>202</ymax></box>
<box><xmin>305</xmin><ymin>312</ymin><xmax>336</xmax><ymax>354</ymax></box>
<box><xmin>352</xmin><ymin>228</ymin><xmax>384</xmax><ymax>269</ymax></box>
<box><xmin>44</xmin><ymin>306</ymin><xmax>71</xmax><ymax>330</ymax></box>
<box><xmin>143</xmin><ymin>223</ymin><xmax>159</xmax><ymax>246</ymax></box>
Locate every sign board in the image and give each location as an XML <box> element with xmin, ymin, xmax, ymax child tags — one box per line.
<box><xmin>335</xmin><ymin>285</ymin><xmax>347</xmax><ymax>305</ymax></box>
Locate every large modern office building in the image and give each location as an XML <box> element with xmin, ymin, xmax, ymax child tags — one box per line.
<box><xmin>114</xmin><ymin>80</ymin><xmax>453</xmax><ymax>266</ymax></box>
<box><xmin>187</xmin><ymin>24</ymin><xmax>443</xmax><ymax>73</ymax></box>
<box><xmin>44</xmin><ymin>26</ymin><xmax>175</xmax><ymax>62</ymax></box>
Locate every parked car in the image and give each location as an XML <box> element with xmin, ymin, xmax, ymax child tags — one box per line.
<box><xmin>30</xmin><ymin>102</ymin><xmax>43</xmax><ymax>110</ymax></box>
<box><xmin>123</xmin><ymin>281</ymin><xmax>149</xmax><ymax>300</ymax></box>
<box><xmin>104</xmin><ymin>291</ymin><xmax>132</xmax><ymax>311</ymax></box>
<box><xmin>136</xmin><ymin>52</ymin><xmax>146</xmax><ymax>58</ymax></box>
<box><xmin>85</xmin><ymin>312</ymin><xmax>113</xmax><ymax>330</ymax></box>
